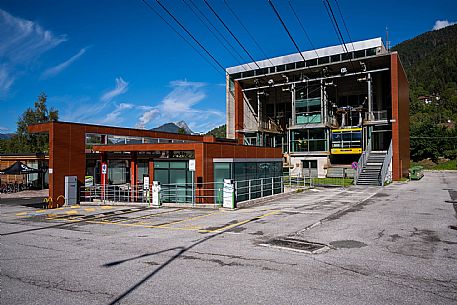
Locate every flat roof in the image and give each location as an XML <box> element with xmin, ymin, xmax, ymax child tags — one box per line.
<box><xmin>226</xmin><ymin>37</ymin><xmax>385</xmax><ymax>74</ymax></box>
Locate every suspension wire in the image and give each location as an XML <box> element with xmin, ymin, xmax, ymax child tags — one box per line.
<box><xmin>185</xmin><ymin>0</ymin><xmax>252</xmax><ymax>70</ymax></box>
<box><xmin>203</xmin><ymin>0</ymin><xmax>261</xmax><ymax>69</ymax></box>
<box><xmin>268</xmin><ymin>0</ymin><xmax>305</xmax><ymax>62</ymax></box>
<box><xmin>140</xmin><ymin>0</ymin><xmax>224</xmax><ymax>76</ymax></box>
<box><xmin>287</xmin><ymin>0</ymin><xmax>320</xmax><ymax>59</ymax></box>
<box><xmin>322</xmin><ymin>0</ymin><xmax>355</xmax><ymax>71</ymax></box>
<box><xmin>334</xmin><ymin>0</ymin><xmax>355</xmax><ymax>52</ymax></box>
<box><xmin>223</xmin><ymin>0</ymin><xmax>275</xmax><ymax>67</ymax></box>
<box><xmin>148</xmin><ymin>0</ymin><xmax>227</xmax><ymax>73</ymax></box>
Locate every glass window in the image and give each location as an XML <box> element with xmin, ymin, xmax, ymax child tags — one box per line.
<box><xmin>170</xmin><ymin>161</ymin><xmax>187</xmax><ymax>169</ymax></box>
<box><xmin>108</xmin><ymin>160</ymin><xmax>130</xmax><ymax>185</ymax></box>
<box><xmin>331</xmin><ymin>54</ymin><xmax>340</xmax><ymax>62</ymax></box>
<box><xmin>292</xmin><ymin>129</ymin><xmax>327</xmax><ymax>152</ymax></box>
<box><xmin>86</xmin><ymin>133</ymin><xmax>103</xmax><ymax>145</ymax></box>
<box><xmin>354</xmin><ymin>50</ymin><xmax>365</xmax><ymax>58</ymax></box>
<box><xmin>306</xmin><ymin>59</ymin><xmax>317</xmax><ymax>67</ymax></box>
<box><xmin>318</xmin><ymin>56</ymin><xmax>329</xmax><ymax>65</ymax></box>
<box><xmin>154</xmin><ymin>161</ymin><xmax>169</xmax><ymax>169</ymax></box>
<box><xmin>138</xmin><ymin>161</ymin><xmax>148</xmax><ymax>184</ymax></box>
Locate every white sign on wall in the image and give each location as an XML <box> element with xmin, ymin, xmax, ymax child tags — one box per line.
<box><xmin>189</xmin><ymin>159</ymin><xmax>196</xmax><ymax>172</ymax></box>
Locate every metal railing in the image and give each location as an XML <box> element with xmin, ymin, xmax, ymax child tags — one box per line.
<box><xmin>379</xmin><ymin>140</ymin><xmax>393</xmax><ymax>186</ymax></box>
<box><xmin>80</xmin><ymin>175</ymin><xmax>353</xmax><ymax>207</ymax></box>
<box><xmin>354</xmin><ymin>138</ymin><xmax>372</xmax><ymax>184</ymax></box>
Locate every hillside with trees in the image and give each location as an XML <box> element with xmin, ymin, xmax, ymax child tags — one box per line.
<box><xmin>392</xmin><ymin>24</ymin><xmax>457</xmax><ymax>163</ymax></box>
<box><xmin>0</xmin><ymin>93</ymin><xmax>58</xmax><ymax>154</ymax></box>
<box><xmin>206</xmin><ymin>124</ymin><xmax>226</xmax><ymax>138</ymax></box>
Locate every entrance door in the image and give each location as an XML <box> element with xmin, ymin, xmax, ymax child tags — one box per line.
<box><xmin>302</xmin><ymin>160</ymin><xmax>318</xmax><ymax>177</ymax></box>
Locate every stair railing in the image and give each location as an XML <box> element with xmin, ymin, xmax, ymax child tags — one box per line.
<box><xmin>379</xmin><ymin>140</ymin><xmax>393</xmax><ymax>186</ymax></box>
<box><xmin>354</xmin><ymin>138</ymin><xmax>372</xmax><ymax>184</ymax></box>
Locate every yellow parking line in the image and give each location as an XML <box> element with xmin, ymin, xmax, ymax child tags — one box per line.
<box><xmin>70</xmin><ymin>205</ymin><xmax>81</xmax><ymax>209</ymax></box>
<box><xmin>101</xmin><ymin>206</ymin><xmax>113</xmax><ymax>210</ymax></box>
<box><xmin>36</xmin><ymin>209</ymin><xmax>47</xmax><ymax>213</ymax></box>
<box><xmin>65</xmin><ymin>210</ymin><xmax>78</xmax><ymax>215</ymax></box>
<box><xmin>199</xmin><ymin>210</ymin><xmax>281</xmax><ymax>233</ymax></box>
<box><xmin>153</xmin><ymin>210</ymin><xmax>223</xmax><ymax>228</ymax></box>
<box><xmin>15</xmin><ymin>212</ymin><xmax>27</xmax><ymax>216</ymax></box>
<box><xmin>84</xmin><ymin>208</ymin><xmax>96</xmax><ymax>212</ymax></box>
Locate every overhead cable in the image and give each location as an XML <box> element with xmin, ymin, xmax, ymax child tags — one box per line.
<box><xmin>334</xmin><ymin>0</ymin><xmax>356</xmax><ymax>52</ymax></box>
<box><xmin>185</xmin><ymin>0</ymin><xmax>250</xmax><ymax>69</ymax></box>
<box><xmin>140</xmin><ymin>0</ymin><xmax>224</xmax><ymax>75</ymax></box>
<box><xmin>203</xmin><ymin>0</ymin><xmax>261</xmax><ymax>69</ymax></box>
<box><xmin>287</xmin><ymin>0</ymin><xmax>320</xmax><ymax>59</ymax></box>
<box><xmin>147</xmin><ymin>0</ymin><xmax>226</xmax><ymax>72</ymax></box>
<box><xmin>268</xmin><ymin>0</ymin><xmax>305</xmax><ymax>62</ymax></box>
<box><xmin>223</xmin><ymin>0</ymin><xmax>275</xmax><ymax>67</ymax></box>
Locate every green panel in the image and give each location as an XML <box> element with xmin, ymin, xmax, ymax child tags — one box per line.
<box><xmin>154</xmin><ymin>161</ymin><xmax>169</xmax><ymax>169</ymax></box>
<box><xmin>154</xmin><ymin>169</ymin><xmax>169</xmax><ymax>185</ymax></box>
<box><xmin>296</xmin><ymin>114</ymin><xmax>321</xmax><ymax>124</ymax></box>
<box><xmin>170</xmin><ymin>169</ymin><xmax>188</xmax><ymax>202</ymax></box>
<box><xmin>295</xmin><ymin>97</ymin><xmax>321</xmax><ymax>107</ymax></box>
<box><xmin>170</xmin><ymin>161</ymin><xmax>187</xmax><ymax>169</ymax></box>
<box><xmin>214</xmin><ymin>163</ymin><xmax>232</xmax><ymax>205</ymax></box>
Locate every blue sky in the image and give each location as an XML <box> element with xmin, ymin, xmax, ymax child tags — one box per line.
<box><xmin>0</xmin><ymin>0</ymin><xmax>456</xmax><ymax>134</ymax></box>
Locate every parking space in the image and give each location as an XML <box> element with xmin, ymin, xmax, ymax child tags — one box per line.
<box><xmin>2</xmin><ymin>186</ymin><xmax>380</xmax><ymax>237</ymax></box>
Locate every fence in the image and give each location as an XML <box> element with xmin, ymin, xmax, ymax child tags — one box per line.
<box><xmin>80</xmin><ymin>175</ymin><xmax>352</xmax><ymax>207</ymax></box>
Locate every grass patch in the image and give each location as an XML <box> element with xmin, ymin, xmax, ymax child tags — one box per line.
<box><xmin>313</xmin><ymin>177</ymin><xmax>354</xmax><ymax>187</ymax></box>
<box><xmin>411</xmin><ymin>159</ymin><xmax>457</xmax><ymax>170</ymax></box>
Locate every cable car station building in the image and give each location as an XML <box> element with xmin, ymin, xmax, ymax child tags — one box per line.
<box><xmin>226</xmin><ymin>37</ymin><xmax>409</xmax><ymax>183</ymax></box>
<box><xmin>28</xmin><ymin>37</ymin><xmax>409</xmax><ymax>206</ymax></box>
<box><xmin>28</xmin><ymin>122</ymin><xmax>282</xmax><ymax>205</ymax></box>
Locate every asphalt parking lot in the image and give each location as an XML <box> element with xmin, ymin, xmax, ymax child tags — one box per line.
<box><xmin>1</xmin><ymin>172</ymin><xmax>457</xmax><ymax>305</ymax></box>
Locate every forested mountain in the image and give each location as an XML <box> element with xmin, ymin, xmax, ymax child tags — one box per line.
<box><xmin>205</xmin><ymin>124</ymin><xmax>226</xmax><ymax>138</ymax></box>
<box><xmin>392</xmin><ymin>24</ymin><xmax>457</xmax><ymax>162</ymax></box>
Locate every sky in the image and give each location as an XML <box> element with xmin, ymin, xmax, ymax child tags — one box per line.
<box><xmin>0</xmin><ymin>0</ymin><xmax>456</xmax><ymax>134</ymax></box>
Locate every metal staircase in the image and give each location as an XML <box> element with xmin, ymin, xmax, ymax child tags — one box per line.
<box><xmin>354</xmin><ymin>139</ymin><xmax>393</xmax><ymax>186</ymax></box>
<box><xmin>356</xmin><ymin>152</ymin><xmax>387</xmax><ymax>186</ymax></box>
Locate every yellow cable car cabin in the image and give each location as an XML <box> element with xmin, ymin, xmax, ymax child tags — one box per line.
<box><xmin>330</xmin><ymin>128</ymin><xmax>363</xmax><ymax>154</ymax></box>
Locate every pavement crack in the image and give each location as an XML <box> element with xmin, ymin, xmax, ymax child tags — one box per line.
<box><xmin>188</xmin><ymin>250</ymin><xmax>298</xmax><ymax>267</ymax></box>
<box><xmin>2</xmin><ymin>273</ymin><xmax>114</xmax><ymax>297</ymax></box>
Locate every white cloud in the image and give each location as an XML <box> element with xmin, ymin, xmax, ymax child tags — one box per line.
<box><xmin>432</xmin><ymin>20</ymin><xmax>456</xmax><ymax>30</ymax></box>
<box><xmin>100</xmin><ymin>103</ymin><xmax>134</xmax><ymax>124</ymax></box>
<box><xmin>0</xmin><ymin>65</ymin><xmax>14</xmax><ymax>98</ymax></box>
<box><xmin>100</xmin><ymin>77</ymin><xmax>128</xmax><ymax>102</ymax></box>
<box><xmin>0</xmin><ymin>126</ymin><xmax>9</xmax><ymax>132</ymax></box>
<box><xmin>0</xmin><ymin>9</ymin><xmax>66</xmax><ymax>96</ymax></box>
<box><xmin>40</xmin><ymin>46</ymin><xmax>89</xmax><ymax>79</ymax></box>
<box><xmin>136</xmin><ymin>108</ymin><xmax>160</xmax><ymax>129</ymax></box>
<box><xmin>134</xmin><ymin>80</ymin><xmax>225</xmax><ymax>132</ymax></box>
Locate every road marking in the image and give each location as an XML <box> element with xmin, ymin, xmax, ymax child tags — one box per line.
<box><xmin>84</xmin><ymin>208</ymin><xmax>96</xmax><ymax>212</ymax></box>
<box><xmin>15</xmin><ymin>212</ymin><xmax>27</xmax><ymax>216</ymax></box>
<box><xmin>101</xmin><ymin>206</ymin><xmax>113</xmax><ymax>210</ymax></box>
<box><xmin>153</xmin><ymin>210</ymin><xmax>222</xmax><ymax>228</ymax></box>
<box><xmin>199</xmin><ymin>210</ymin><xmax>281</xmax><ymax>233</ymax></box>
<box><xmin>65</xmin><ymin>210</ymin><xmax>78</xmax><ymax>215</ymax></box>
<box><xmin>70</xmin><ymin>205</ymin><xmax>81</xmax><ymax>209</ymax></box>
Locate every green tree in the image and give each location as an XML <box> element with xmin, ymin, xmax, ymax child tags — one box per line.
<box><xmin>6</xmin><ymin>93</ymin><xmax>58</xmax><ymax>153</ymax></box>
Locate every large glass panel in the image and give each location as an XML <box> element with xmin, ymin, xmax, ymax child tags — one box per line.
<box><xmin>154</xmin><ymin>161</ymin><xmax>170</xmax><ymax>169</ymax></box>
<box><xmin>137</xmin><ymin>161</ymin><xmax>148</xmax><ymax>184</ymax></box>
<box><xmin>170</xmin><ymin>169</ymin><xmax>188</xmax><ymax>202</ymax></box>
<box><xmin>170</xmin><ymin>162</ymin><xmax>187</xmax><ymax>169</ymax></box>
<box><xmin>108</xmin><ymin>160</ymin><xmax>129</xmax><ymax>185</ymax></box>
<box><xmin>292</xmin><ymin>129</ymin><xmax>326</xmax><ymax>152</ymax></box>
<box><xmin>214</xmin><ymin>163</ymin><xmax>232</xmax><ymax>204</ymax></box>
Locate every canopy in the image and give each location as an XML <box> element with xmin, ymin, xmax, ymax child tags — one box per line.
<box><xmin>0</xmin><ymin>161</ymin><xmax>43</xmax><ymax>175</ymax></box>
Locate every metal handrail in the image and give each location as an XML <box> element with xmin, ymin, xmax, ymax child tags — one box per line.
<box><xmin>379</xmin><ymin>140</ymin><xmax>393</xmax><ymax>186</ymax></box>
<box><xmin>354</xmin><ymin>138</ymin><xmax>372</xmax><ymax>184</ymax></box>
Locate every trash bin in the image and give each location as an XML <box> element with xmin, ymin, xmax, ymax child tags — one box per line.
<box><xmin>409</xmin><ymin>166</ymin><xmax>424</xmax><ymax>180</ymax></box>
